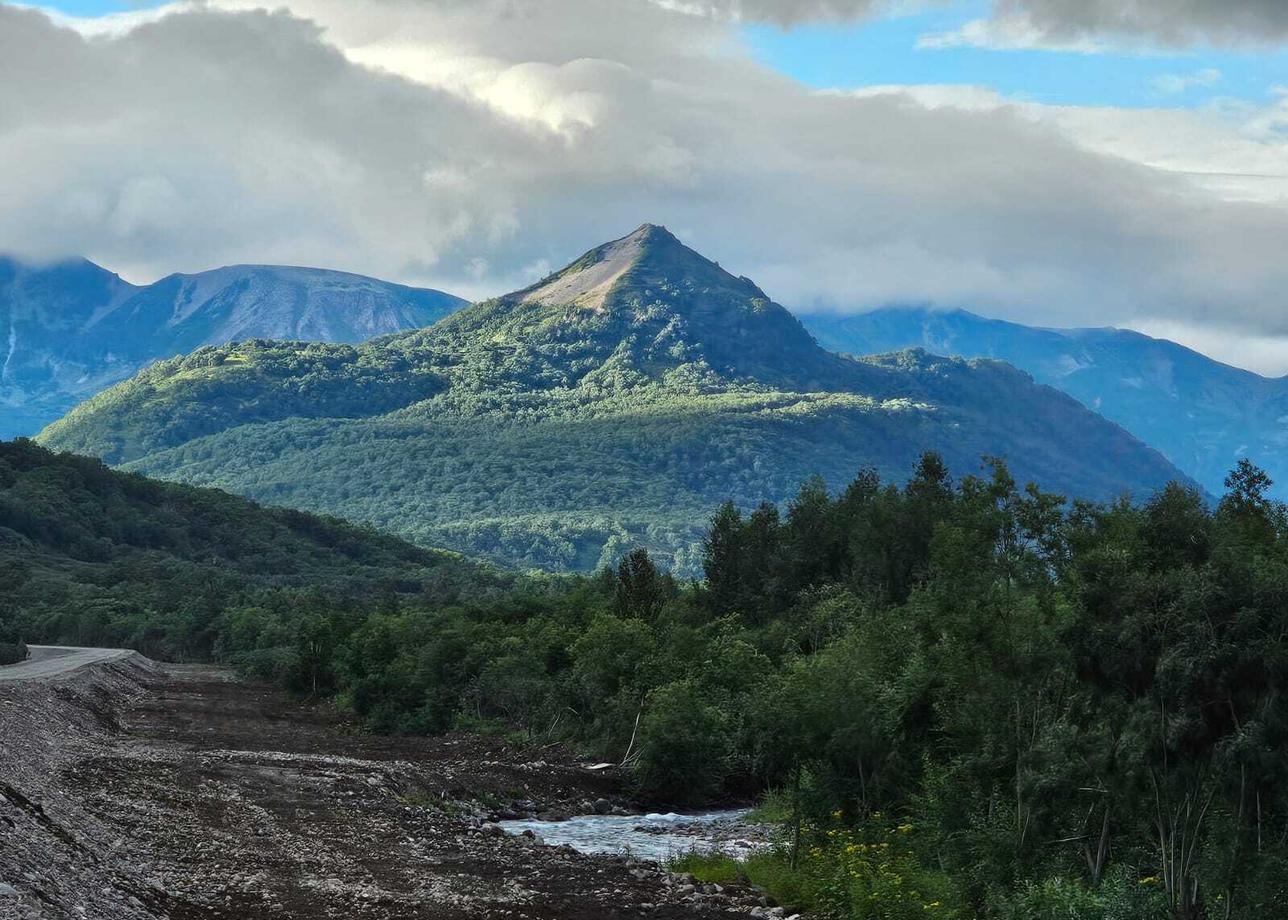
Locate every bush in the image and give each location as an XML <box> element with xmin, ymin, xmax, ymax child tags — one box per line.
<box><xmin>804</xmin><ymin>821</ymin><xmax>963</xmax><ymax>920</ymax></box>
<box><xmin>671</xmin><ymin>819</ymin><xmax>965</xmax><ymax>920</ymax></box>
<box><xmin>633</xmin><ymin>680</ymin><xmax>733</xmax><ymax>804</ymax></box>
<box><xmin>0</xmin><ymin>640</ymin><xmax>29</xmax><ymax>666</ymax></box>
<box><xmin>995</xmin><ymin>868</ymin><xmax>1167</xmax><ymax>920</ymax></box>
<box><xmin>672</xmin><ymin>849</ymin><xmax>818</xmax><ymax>909</ymax></box>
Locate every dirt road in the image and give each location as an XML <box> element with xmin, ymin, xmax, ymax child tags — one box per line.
<box><xmin>0</xmin><ymin>656</ymin><xmax>780</xmax><ymax>920</ymax></box>
<box><xmin>0</xmin><ymin>646</ymin><xmax>135</xmax><ymax>682</ymax></box>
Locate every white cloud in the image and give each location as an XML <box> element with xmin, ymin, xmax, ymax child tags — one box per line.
<box><xmin>917</xmin><ymin>13</ymin><xmax>1108</xmax><ymax>53</ymax></box>
<box><xmin>844</xmin><ymin>83</ymin><xmax>1288</xmax><ymax>203</ymax></box>
<box><xmin>647</xmin><ymin>0</ymin><xmax>913</xmax><ymax>24</ymax></box>
<box><xmin>1132</xmin><ymin>319</ymin><xmax>1288</xmax><ymax>378</ymax></box>
<box><xmin>1151</xmin><ymin>68</ymin><xmax>1222</xmax><ymax>95</ymax></box>
<box><xmin>6</xmin><ymin>0</ymin><xmax>1288</xmax><ymax>369</ymax></box>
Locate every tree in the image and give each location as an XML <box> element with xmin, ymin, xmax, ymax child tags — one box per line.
<box><xmin>615</xmin><ymin>548</ymin><xmax>670</xmax><ymax>620</ymax></box>
<box><xmin>703</xmin><ymin>501</ymin><xmax>744</xmax><ymax>615</ymax></box>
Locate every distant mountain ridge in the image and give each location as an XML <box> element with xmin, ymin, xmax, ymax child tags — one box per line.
<box><xmin>38</xmin><ymin>225</ymin><xmax>1196</xmax><ymax>573</ymax></box>
<box><xmin>0</xmin><ymin>256</ymin><xmax>466</xmax><ymax>438</ymax></box>
<box><xmin>801</xmin><ymin>307</ymin><xmax>1287</xmax><ymax>498</ymax></box>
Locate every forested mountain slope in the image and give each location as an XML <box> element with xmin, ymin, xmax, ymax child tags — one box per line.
<box><xmin>803</xmin><ymin>306</ymin><xmax>1288</xmax><ymax>498</ymax></box>
<box><xmin>0</xmin><ymin>256</ymin><xmax>464</xmax><ymax>438</ymax></box>
<box><xmin>39</xmin><ymin>225</ymin><xmax>1195</xmax><ymax>573</ymax></box>
<box><xmin>0</xmin><ymin>439</ymin><xmax>508</xmax><ymax>658</ymax></box>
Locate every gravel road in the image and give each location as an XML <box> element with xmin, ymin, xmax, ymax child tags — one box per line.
<box><xmin>0</xmin><ymin>645</ymin><xmax>135</xmax><ymax>681</ymax></box>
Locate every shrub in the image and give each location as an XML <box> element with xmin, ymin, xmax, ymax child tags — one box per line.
<box><xmin>804</xmin><ymin>821</ymin><xmax>963</xmax><ymax>920</ymax></box>
<box><xmin>995</xmin><ymin>867</ymin><xmax>1167</xmax><ymax>920</ymax></box>
<box><xmin>670</xmin><ymin>819</ymin><xmax>965</xmax><ymax>920</ymax></box>
<box><xmin>0</xmin><ymin>640</ymin><xmax>28</xmax><ymax>666</ymax></box>
<box><xmin>633</xmin><ymin>680</ymin><xmax>733</xmax><ymax>804</ymax></box>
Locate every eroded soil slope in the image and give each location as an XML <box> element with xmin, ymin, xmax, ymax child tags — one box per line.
<box><xmin>0</xmin><ymin>658</ymin><xmax>771</xmax><ymax>920</ymax></box>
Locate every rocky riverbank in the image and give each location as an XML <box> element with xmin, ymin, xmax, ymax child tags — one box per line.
<box><xmin>0</xmin><ymin>657</ymin><xmax>794</xmax><ymax>919</ymax></box>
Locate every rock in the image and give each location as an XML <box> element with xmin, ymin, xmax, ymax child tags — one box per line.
<box><xmin>593</xmin><ymin>798</ymin><xmax>612</xmax><ymax>815</ymax></box>
<box><xmin>0</xmin><ymin>884</ymin><xmax>18</xmax><ymax>897</ymax></box>
<box><xmin>481</xmin><ymin>822</ymin><xmax>505</xmax><ymax>837</ymax></box>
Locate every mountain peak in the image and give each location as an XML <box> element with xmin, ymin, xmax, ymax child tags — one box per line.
<box><xmin>430</xmin><ymin>225</ymin><xmax>858</xmax><ymax>391</ymax></box>
<box><xmin>626</xmin><ymin>221</ymin><xmax>673</xmax><ymax>241</ymax></box>
<box><xmin>519</xmin><ymin>222</ymin><xmax>708</xmax><ymax>312</ymax></box>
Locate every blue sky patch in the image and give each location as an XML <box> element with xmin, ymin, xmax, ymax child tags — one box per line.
<box><xmin>741</xmin><ymin>5</ymin><xmax>1286</xmax><ymax>110</ymax></box>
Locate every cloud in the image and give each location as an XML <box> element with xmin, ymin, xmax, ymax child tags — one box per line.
<box><xmin>1001</xmin><ymin>0</ymin><xmax>1288</xmax><ymax>47</ymax></box>
<box><xmin>851</xmin><ymin>83</ymin><xmax>1288</xmax><ymax>202</ymax></box>
<box><xmin>925</xmin><ymin>1</ymin><xmax>1288</xmax><ymax>51</ymax></box>
<box><xmin>648</xmin><ymin>0</ymin><xmax>906</xmax><ymax>25</ymax></box>
<box><xmin>1151</xmin><ymin>68</ymin><xmax>1222</xmax><ymax>95</ymax></box>
<box><xmin>917</xmin><ymin>13</ymin><xmax>1108</xmax><ymax>52</ymax></box>
<box><xmin>1132</xmin><ymin>318</ymin><xmax>1288</xmax><ymax>378</ymax></box>
<box><xmin>662</xmin><ymin>0</ymin><xmax>1288</xmax><ymax>44</ymax></box>
<box><xmin>5</xmin><ymin>0</ymin><xmax>1288</xmax><ymax>370</ymax></box>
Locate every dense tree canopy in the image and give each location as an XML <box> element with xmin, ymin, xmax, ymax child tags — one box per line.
<box><xmin>274</xmin><ymin>454</ymin><xmax>1284</xmax><ymax>920</ymax></box>
<box><xmin>5</xmin><ymin>438</ymin><xmax>1283</xmax><ymax>918</ymax></box>
<box><xmin>0</xmin><ymin>439</ymin><xmax>515</xmax><ymax>661</ymax></box>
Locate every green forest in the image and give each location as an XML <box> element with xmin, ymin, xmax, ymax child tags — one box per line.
<box><xmin>0</xmin><ymin>439</ymin><xmax>517</xmax><ymax>662</ymax></box>
<box><xmin>5</xmin><ymin>435</ymin><xmax>1285</xmax><ymax>918</ymax></box>
<box><xmin>287</xmin><ymin>454</ymin><xmax>1284</xmax><ymax>920</ymax></box>
<box><xmin>36</xmin><ymin>226</ymin><xmax>1191</xmax><ymax>574</ymax></box>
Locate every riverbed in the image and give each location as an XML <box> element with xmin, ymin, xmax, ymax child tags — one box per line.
<box><xmin>498</xmin><ymin>808</ymin><xmax>773</xmax><ymax>861</ymax></box>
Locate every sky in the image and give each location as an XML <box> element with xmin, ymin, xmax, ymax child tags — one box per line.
<box><xmin>5</xmin><ymin>0</ymin><xmax>1288</xmax><ymax>374</ymax></box>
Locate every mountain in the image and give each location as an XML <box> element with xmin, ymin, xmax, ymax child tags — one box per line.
<box><xmin>37</xmin><ymin>225</ymin><xmax>1196</xmax><ymax>573</ymax></box>
<box><xmin>0</xmin><ymin>256</ymin><xmax>466</xmax><ymax>439</ymax></box>
<box><xmin>0</xmin><ymin>438</ymin><xmax>510</xmax><ymax>658</ymax></box>
<box><xmin>801</xmin><ymin>307</ymin><xmax>1288</xmax><ymax>498</ymax></box>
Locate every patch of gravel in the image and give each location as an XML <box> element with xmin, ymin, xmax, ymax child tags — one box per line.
<box><xmin>0</xmin><ymin>656</ymin><xmax>165</xmax><ymax>920</ymax></box>
<box><xmin>0</xmin><ymin>659</ymin><xmax>801</xmax><ymax>920</ymax></box>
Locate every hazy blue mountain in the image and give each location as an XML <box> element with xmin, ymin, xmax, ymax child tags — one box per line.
<box><xmin>802</xmin><ymin>307</ymin><xmax>1288</xmax><ymax>498</ymax></box>
<box><xmin>40</xmin><ymin>225</ymin><xmax>1196</xmax><ymax>573</ymax></box>
<box><xmin>0</xmin><ymin>256</ymin><xmax>466</xmax><ymax>439</ymax></box>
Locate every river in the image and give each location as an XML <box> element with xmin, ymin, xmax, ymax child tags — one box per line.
<box><xmin>498</xmin><ymin>808</ymin><xmax>772</xmax><ymax>862</ymax></box>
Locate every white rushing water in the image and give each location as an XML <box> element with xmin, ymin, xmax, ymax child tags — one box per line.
<box><xmin>498</xmin><ymin>809</ymin><xmax>767</xmax><ymax>862</ymax></box>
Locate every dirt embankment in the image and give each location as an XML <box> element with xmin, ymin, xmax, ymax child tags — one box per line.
<box><xmin>0</xmin><ymin>659</ymin><xmax>783</xmax><ymax>920</ymax></box>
